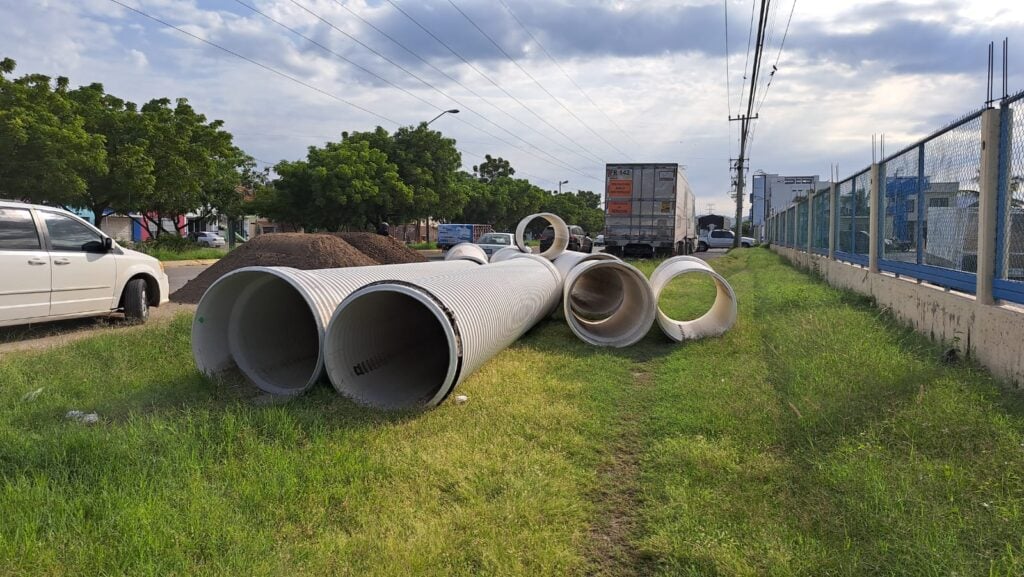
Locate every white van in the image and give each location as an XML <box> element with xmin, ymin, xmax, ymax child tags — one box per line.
<box><xmin>0</xmin><ymin>201</ymin><xmax>169</xmax><ymax>327</ymax></box>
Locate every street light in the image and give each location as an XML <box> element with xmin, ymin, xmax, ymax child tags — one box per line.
<box><xmin>426</xmin><ymin>109</ymin><xmax>459</xmax><ymax>126</ymax></box>
<box><xmin>558</xmin><ymin>180</ymin><xmax>569</xmax><ymax>194</ymax></box>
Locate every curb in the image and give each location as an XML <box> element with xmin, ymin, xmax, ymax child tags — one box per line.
<box><xmin>161</xmin><ymin>259</ymin><xmax>220</xmax><ymax>268</ymax></box>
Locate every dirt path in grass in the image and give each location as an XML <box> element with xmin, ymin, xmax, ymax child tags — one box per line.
<box><xmin>0</xmin><ymin>303</ymin><xmax>195</xmax><ymax>357</ymax></box>
<box><xmin>584</xmin><ymin>364</ymin><xmax>656</xmax><ymax>577</ymax></box>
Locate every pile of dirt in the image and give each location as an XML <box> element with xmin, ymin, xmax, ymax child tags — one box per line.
<box><xmin>332</xmin><ymin>232</ymin><xmax>427</xmax><ymax>264</ymax></box>
<box><xmin>171</xmin><ymin>233</ymin><xmax>378</xmax><ymax>304</ymax></box>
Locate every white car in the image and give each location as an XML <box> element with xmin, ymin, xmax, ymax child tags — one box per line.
<box><xmin>192</xmin><ymin>231</ymin><xmax>226</xmax><ymax>248</ymax></box>
<box><xmin>697</xmin><ymin>229</ymin><xmax>758</xmax><ymax>251</ymax></box>
<box><xmin>475</xmin><ymin>232</ymin><xmax>515</xmax><ymax>257</ymax></box>
<box><xmin>0</xmin><ymin>201</ymin><xmax>170</xmax><ymax>327</ymax></box>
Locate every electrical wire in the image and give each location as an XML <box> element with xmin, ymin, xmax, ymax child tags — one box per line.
<box><xmin>445</xmin><ymin>0</ymin><xmax>626</xmax><ymax>160</ymax></box>
<box><xmin>326</xmin><ymin>0</ymin><xmax>601</xmax><ymax>165</ymax></box>
<box><xmin>494</xmin><ymin>0</ymin><xmax>639</xmax><ymax>150</ymax></box>
<box><xmin>382</xmin><ymin>0</ymin><xmax>607</xmax><ymax>168</ymax></box>
<box><xmin>289</xmin><ymin>0</ymin><xmax>604</xmax><ymax>171</ymax></box>
<box><xmin>754</xmin><ymin>0</ymin><xmax>797</xmax><ymax>116</ymax></box>
<box><xmin>255</xmin><ymin>0</ymin><xmax>601</xmax><ymax>180</ymax></box>
<box><xmin>104</xmin><ymin>0</ymin><xmax>398</xmax><ymax>126</ymax></box>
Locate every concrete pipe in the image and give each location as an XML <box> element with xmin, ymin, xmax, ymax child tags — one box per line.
<box><xmin>562</xmin><ymin>260</ymin><xmax>656</xmax><ymax>347</ymax></box>
<box><xmin>323</xmin><ymin>255</ymin><xmax>561</xmax><ymax>409</ymax></box>
<box><xmin>648</xmin><ymin>256</ymin><xmax>737</xmax><ymax>341</ymax></box>
<box><xmin>444</xmin><ymin>242</ymin><xmax>488</xmax><ymax>265</ymax></box>
<box><xmin>192</xmin><ymin>260</ymin><xmax>479</xmax><ymax>396</ymax></box>
<box><xmin>489</xmin><ymin>245</ymin><xmax>528</xmax><ymax>263</ymax></box>
<box><xmin>515</xmin><ymin>212</ymin><xmax>568</xmax><ymax>260</ymax></box>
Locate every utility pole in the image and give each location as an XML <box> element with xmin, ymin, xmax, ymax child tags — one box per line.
<box><xmin>729</xmin><ymin>0</ymin><xmax>770</xmax><ymax>248</ymax></box>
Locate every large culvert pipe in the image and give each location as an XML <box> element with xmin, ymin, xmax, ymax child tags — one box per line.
<box><xmin>648</xmin><ymin>256</ymin><xmax>737</xmax><ymax>341</ymax></box>
<box><xmin>490</xmin><ymin>245</ymin><xmax>528</xmax><ymax>263</ymax></box>
<box><xmin>192</xmin><ymin>260</ymin><xmax>479</xmax><ymax>396</ymax></box>
<box><xmin>562</xmin><ymin>260</ymin><xmax>656</xmax><ymax>347</ymax></box>
<box><xmin>550</xmin><ymin>250</ymin><xmax>620</xmax><ymax>318</ymax></box>
<box><xmin>515</xmin><ymin>212</ymin><xmax>569</xmax><ymax>260</ymax></box>
<box><xmin>323</xmin><ymin>255</ymin><xmax>561</xmax><ymax>409</ymax></box>
<box><xmin>445</xmin><ymin>242</ymin><xmax>488</xmax><ymax>265</ymax></box>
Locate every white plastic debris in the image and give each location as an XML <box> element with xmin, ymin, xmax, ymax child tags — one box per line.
<box><xmin>21</xmin><ymin>388</ymin><xmax>44</xmax><ymax>402</ymax></box>
<box><xmin>454</xmin><ymin>395</ymin><xmax>469</xmax><ymax>405</ymax></box>
<box><xmin>65</xmin><ymin>410</ymin><xmax>100</xmax><ymax>424</ymax></box>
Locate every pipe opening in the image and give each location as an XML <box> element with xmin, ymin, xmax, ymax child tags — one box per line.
<box><xmin>325</xmin><ymin>287</ymin><xmax>457</xmax><ymax>409</ymax></box>
<box><xmin>563</xmin><ymin>261</ymin><xmax>655</xmax><ymax>347</ymax></box>
<box><xmin>227</xmin><ymin>275</ymin><xmax>320</xmax><ymax>395</ymax></box>
<box><xmin>568</xmin><ymin>266</ymin><xmax>624</xmax><ymax>319</ymax></box>
<box><xmin>656</xmin><ymin>272</ymin><xmax>719</xmax><ymax>322</ymax></box>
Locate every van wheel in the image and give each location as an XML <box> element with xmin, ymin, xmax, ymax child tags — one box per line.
<box><xmin>124</xmin><ymin>279</ymin><xmax>149</xmax><ymax>323</ymax></box>
<box><xmin>698</xmin><ymin>241</ymin><xmax>709</xmax><ymax>252</ymax></box>
<box><xmin>742</xmin><ymin>242</ymin><xmax>751</xmax><ymax>248</ymax></box>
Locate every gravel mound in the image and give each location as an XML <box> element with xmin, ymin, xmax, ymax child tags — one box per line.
<box><xmin>332</xmin><ymin>232</ymin><xmax>427</xmax><ymax>264</ymax></box>
<box><xmin>171</xmin><ymin>233</ymin><xmax>378</xmax><ymax>304</ymax></box>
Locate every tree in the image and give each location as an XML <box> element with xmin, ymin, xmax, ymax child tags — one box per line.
<box><xmin>67</xmin><ymin>83</ymin><xmax>155</xmax><ymax>229</ymax></box>
<box><xmin>259</xmin><ymin>139</ymin><xmax>412</xmax><ymax>231</ymax></box>
<box><xmin>136</xmin><ymin>97</ymin><xmax>241</xmax><ymax>236</ymax></box>
<box><xmin>473</xmin><ymin>154</ymin><xmax>515</xmax><ymax>183</ymax></box>
<box><xmin>0</xmin><ymin>58</ymin><xmax>106</xmax><ymax>205</ymax></box>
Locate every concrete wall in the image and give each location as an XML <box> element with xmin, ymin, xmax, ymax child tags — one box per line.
<box><xmin>773</xmin><ymin>245</ymin><xmax>1024</xmax><ymax>387</ymax></box>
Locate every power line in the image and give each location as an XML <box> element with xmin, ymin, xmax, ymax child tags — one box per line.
<box><xmin>107</xmin><ymin>0</ymin><xmax>598</xmax><ymax>185</ymax></box>
<box><xmin>445</xmin><ymin>0</ymin><xmax>627</xmax><ymax>160</ymax></box>
<box><xmin>325</xmin><ymin>0</ymin><xmax>599</xmax><ymax>165</ymax></box>
<box><xmin>755</xmin><ymin>0</ymin><xmax>797</xmax><ymax>116</ymax></box>
<box><xmin>104</xmin><ymin>0</ymin><xmax>398</xmax><ymax>126</ymax></box>
<box><xmin>724</xmin><ymin>0</ymin><xmax>733</xmax><ymax>120</ymax></box>
<box><xmin>740</xmin><ymin>0</ymin><xmax>757</xmax><ymax>113</ymax></box>
<box><xmin>494</xmin><ymin>0</ymin><xmax>639</xmax><ymax>150</ymax></box>
<box><xmin>382</xmin><ymin>0</ymin><xmax>607</xmax><ymax>168</ymax></box>
<box><xmin>277</xmin><ymin>0</ymin><xmax>601</xmax><ymax>181</ymax></box>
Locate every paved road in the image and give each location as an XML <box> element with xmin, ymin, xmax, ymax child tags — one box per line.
<box><xmin>166</xmin><ymin>264</ymin><xmax>211</xmax><ymax>293</ymax></box>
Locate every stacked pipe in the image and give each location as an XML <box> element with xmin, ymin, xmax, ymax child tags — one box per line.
<box><xmin>191</xmin><ymin>212</ymin><xmax>738</xmax><ymax>410</ymax></box>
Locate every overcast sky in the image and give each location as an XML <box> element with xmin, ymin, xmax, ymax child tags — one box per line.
<box><xmin>3</xmin><ymin>0</ymin><xmax>1024</xmax><ymax>218</ymax></box>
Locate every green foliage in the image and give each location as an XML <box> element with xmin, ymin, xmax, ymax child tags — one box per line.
<box><xmin>0</xmin><ymin>59</ymin><xmax>106</xmax><ymax>203</ymax></box>
<box><xmin>472</xmin><ymin>153</ymin><xmax>515</xmax><ymax>183</ymax></box>
<box><xmin>260</xmin><ymin>139</ymin><xmax>411</xmax><ymax>231</ymax></box>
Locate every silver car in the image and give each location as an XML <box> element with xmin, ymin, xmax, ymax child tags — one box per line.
<box><xmin>193</xmin><ymin>231</ymin><xmax>227</xmax><ymax>248</ymax></box>
<box><xmin>475</xmin><ymin>232</ymin><xmax>515</xmax><ymax>257</ymax></box>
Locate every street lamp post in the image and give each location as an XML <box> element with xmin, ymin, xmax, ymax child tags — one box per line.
<box><xmin>558</xmin><ymin>180</ymin><xmax>569</xmax><ymax>194</ymax></box>
<box><xmin>426</xmin><ymin>109</ymin><xmax>460</xmax><ymax>126</ymax></box>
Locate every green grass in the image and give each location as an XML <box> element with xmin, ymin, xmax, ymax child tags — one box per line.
<box><xmin>1</xmin><ymin>249</ymin><xmax>1022</xmax><ymax>575</ymax></box>
<box><xmin>144</xmin><ymin>246</ymin><xmax>227</xmax><ymax>261</ymax></box>
<box><xmin>407</xmin><ymin>241</ymin><xmax>439</xmax><ymax>250</ymax></box>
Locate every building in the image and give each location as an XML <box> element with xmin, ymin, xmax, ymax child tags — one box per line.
<box><xmin>751</xmin><ymin>173</ymin><xmax>822</xmax><ymax>240</ymax></box>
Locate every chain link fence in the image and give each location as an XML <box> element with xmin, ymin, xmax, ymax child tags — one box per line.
<box><xmin>812</xmin><ymin>189</ymin><xmax>829</xmax><ymax>253</ymax></box>
<box><xmin>836</xmin><ymin>178</ymin><xmax>854</xmax><ymax>254</ymax></box>
<box><xmin>1001</xmin><ymin>94</ymin><xmax>1024</xmax><ymax>282</ymax></box>
<box><xmin>796</xmin><ymin>199</ymin><xmax>809</xmax><ymax>247</ymax></box>
<box><xmin>880</xmin><ymin>147</ymin><xmax>920</xmax><ymax>263</ymax></box>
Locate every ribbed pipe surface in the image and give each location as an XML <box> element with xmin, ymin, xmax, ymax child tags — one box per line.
<box><xmin>192</xmin><ymin>260</ymin><xmax>479</xmax><ymax>396</ymax></box>
<box><xmin>649</xmin><ymin>256</ymin><xmax>737</xmax><ymax>341</ymax></box>
<box><xmin>444</xmin><ymin>242</ymin><xmax>488</xmax><ymax>265</ymax></box>
<box><xmin>515</xmin><ymin>212</ymin><xmax>568</xmax><ymax>260</ymax></box>
<box><xmin>562</xmin><ymin>260</ymin><xmax>656</xmax><ymax>347</ymax></box>
<box><xmin>489</xmin><ymin>245</ymin><xmax>528</xmax><ymax>263</ymax></box>
<box><xmin>324</xmin><ymin>255</ymin><xmax>561</xmax><ymax>409</ymax></box>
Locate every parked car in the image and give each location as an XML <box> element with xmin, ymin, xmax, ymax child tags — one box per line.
<box><xmin>0</xmin><ymin>201</ymin><xmax>170</xmax><ymax>327</ymax></box>
<box><xmin>697</xmin><ymin>228</ymin><xmax>757</xmax><ymax>251</ymax></box>
<box><xmin>190</xmin><ymin>230</ymin><xmax>226</xmax><ymax>248</ymax></box>
<box><xmin>475</xmin><ymin>232</ymin><xmax>515</xmax><ymax>257</ymax></box>
<box><xmin>539</xmin><ymin>225</ymin><xmax>593</xmax><ymax>253</ymax></box>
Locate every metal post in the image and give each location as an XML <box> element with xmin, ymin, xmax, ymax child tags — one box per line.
<box><xmin>828</xmin><ymin>181</ymin><xmax>837</xmax><ymax>259</ymax></box>
<box><xmin>869</xmin><ymin>163</ymin><xmax>881</xmax><ymax>273</ymax></box>
<box><xmin>977</xmin><ymin>107</ymin><xmax>1002</xmax><ymax>305</ymax></box>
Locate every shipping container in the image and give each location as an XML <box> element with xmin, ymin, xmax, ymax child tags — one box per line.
<box><xmin>602</xmin><ymin>163</ymin><xmax>697</xmax><ymax>258</ymax></box>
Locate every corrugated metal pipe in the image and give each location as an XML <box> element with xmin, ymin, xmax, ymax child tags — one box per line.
<box><xmin>444</xmin><ymin>242</ymin><xmax>488</xmax><ymax>265</ymax></box>
<box><xmin>562</xmin><ymin>259</ymin><xmax>656</xmax><ymax>347</ymax></box>
<box><xmin>515</xmin><ymin>212</ymin><xmax>568</xmax><ymax>260</ymax></box>
<box><xmin>323</xmin><ymin>254</ymin><xmax>561</xmax><ymax>409</ymax></box>
<box><xmin>191</xmin><ymin>260</ymin><xmax>479</xmax><ymax>396</ymax></box>
<box><xmin>649</xmin><ymin>256</ymin><xmax>737</xmax><ymax>341</ymax></box>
